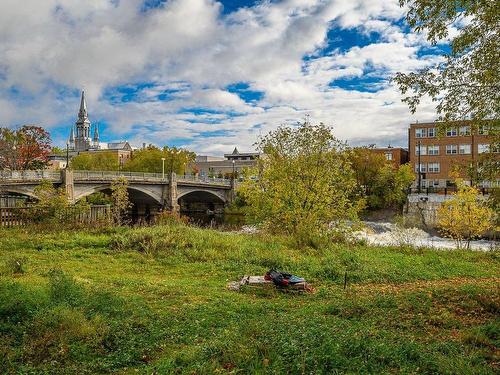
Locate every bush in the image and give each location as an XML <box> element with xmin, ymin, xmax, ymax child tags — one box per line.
<box><xmin>2</xmin><ymin>256</ymin><xmax>27</xmax><ymax>275</ymax></box>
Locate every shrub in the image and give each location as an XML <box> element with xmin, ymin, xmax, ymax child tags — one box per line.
<box><xmin>2</xmin><ymin>256</ymin><xmax>27</xmax><ymax>275</ymax></box>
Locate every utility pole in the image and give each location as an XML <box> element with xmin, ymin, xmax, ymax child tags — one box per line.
<box><xmin>161</xmin><ymin>157</ymin><xmax>165</xmax><ymax>180</ymax></box>
<box><xmin>417</xmin><ymin>140</ymin><xmax>421</xmax><ymax>193</ymax></box>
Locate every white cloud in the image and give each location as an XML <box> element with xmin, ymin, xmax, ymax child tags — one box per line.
<box><xmin>0</xmin><ymin>0</ymin><xmax>441</xmax><ymax>154</ymax></box>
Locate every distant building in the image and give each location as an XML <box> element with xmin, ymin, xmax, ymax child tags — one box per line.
<box><xmin>371</xmin><ymin>146</ymin><xmax>409</xmax><ymax>168</ymax></box>
<box><xmin>66</xmin><ymin>90</ymin><xmax>133</xmax><ymax>163</ymax></box>
<box><xmin>408</xmin><ymin>121</ymin><xmax>499</xmax><ymax>188</ymax></box>
<box><xmin>224</xmin><ymin>147</ymin><xmax>260</xmax><ymax>161</ymax></box>
<box><xmin>193</xmin><ymin>148</ymin><xmax>260</xmax><ymax>178</ymax></box>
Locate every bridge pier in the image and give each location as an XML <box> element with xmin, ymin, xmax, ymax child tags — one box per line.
<box><xmin>162</xmin><ymin>172</ymin><xmax>180</xmax><ymax>213</ymax></box>
<box><xmin>62</xmin><ymin>169</ymin><xmax>75</xmax><ymax>202</ymax></box>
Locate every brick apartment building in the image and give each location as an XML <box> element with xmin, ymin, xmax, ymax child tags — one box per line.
<box><xmin>408</xmin><ymin>121</ymin><xmax>498</xmax><ymax>188</ymax></box>
<box><xmin>371</xmin><ymin>147</ymin><xmax>409</xmax><ymax>168</ymax></box>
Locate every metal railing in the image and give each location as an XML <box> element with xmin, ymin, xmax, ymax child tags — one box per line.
<box><xmin>178</xmin><ymin>174</ymin><xmax>231</xmax><ymax>186</ymax></box>
<box><xmin>0</xmin><ymin>170</ymin><xmax>61</xmax><ymax>182</ymax></box>
<box><xmin>1</xmin><ymin>170</ymin><xmax>231</xmax><ymax>186</ymax></box>
<box><xmin>73</xmin><ymin>170</ymin><xmax>165</xmax><ymax>181</ymax></box>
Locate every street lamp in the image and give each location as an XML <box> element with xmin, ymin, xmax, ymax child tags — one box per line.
<box><xmin>231</xmin><ymin>159</ymin><xmax>236</xmax><ymax>198</ymax></box>
<box><xmin>161</xmin><ymin>157</ymin><xmax>166</xmax><ymax>180</ymax></box>
<box><xmin>66</xmin><ymin>141</ymin><xmax>69</xmax><ymax>169</ymax></box>
<box><xmin>12</xmin><ymin>144</ymin><xmax>17</xmax><ymax>171</ymax></box>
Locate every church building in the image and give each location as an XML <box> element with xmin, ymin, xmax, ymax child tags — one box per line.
<box><xmin>67</xmin><ymin>91</ymin><xmax>133</xmax><ymax>164</ymax></box>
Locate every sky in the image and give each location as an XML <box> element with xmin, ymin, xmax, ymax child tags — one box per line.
<box><xmin>0</xmin><ymin>0</ymin><xmax>447</xmax><ymax>155</ymax></box>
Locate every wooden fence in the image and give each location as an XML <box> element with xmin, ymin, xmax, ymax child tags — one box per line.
<box><xmin>0</xmin><ymin>205</ymin><xmax>111</xmax><ymax>227</ymax></box>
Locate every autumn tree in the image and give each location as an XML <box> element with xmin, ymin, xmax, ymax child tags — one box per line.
<box><xmin>123</xmin><ymin>145</ymin><xmax>195</xmax><ymax>174</ymax></box>
<box><xmin>437</xmin><ymin>180</ymin><xmax>495</xmax><ymax>249</ymax></box>
<box><xmin>240</xmin><ymin>121</ymin><xmax>360</xmax><ymax>247</ymax></box>
<box><xmin>27</xmin><ymin>180</ymin><xmax>69</xmax><ymax>223</ymax></box>
<box><xmin>70</xmin><ymin>151</ymin><xmax>120</xmax><ymax>171</ymax></box>
<box><xmin>350</xmin><ymin>147</ymin><xmax>414</xmax><ymax>210</ymax></box>
<box><xmin>110</xmin><ymin>177</ymin><xmax>132</xmax><ymax>225</ymax></box>
<box><xmin>0</xmin><ymin>125</ymin><xmax>51</xmax><ymax>170</ymax></box>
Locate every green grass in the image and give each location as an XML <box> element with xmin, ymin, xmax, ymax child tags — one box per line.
<box><xmin>0</xmin><ymin>224</ymin><xmax>499</xmax><ymax>374</ymax></box>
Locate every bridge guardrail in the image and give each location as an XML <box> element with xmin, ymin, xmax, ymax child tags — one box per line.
<box><xmin>178</xmin><ymin>175</ymin><xmax>231</xmax><ymax>186</ymax></box>
<box><xmin>0</xmin><ymin>170</ymin><xmax>61</xmax><ymax>181</ymax></box>
<box><xmin>1</xmin><ymin>170</ymin><xmax>232</xmax><ymax>186</ymax></box>
<box><xmin>73</xmin><ymin>170</ymin><xmax>166</xmax><ymax>181</ymax></box>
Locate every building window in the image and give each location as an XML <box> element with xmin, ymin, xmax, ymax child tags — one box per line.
<box><xmin>385</xmin><ymin>152</ymin><xmax>393</xmax><ymax>161</ymax></box>
<box><xmin>427</xmin><ymin>145</ymin><xmax>439</xmax><ymax>155</ymax></box>
<box><xmin>427</xmin><ymin>128</ymin><xmax>436</xmax><ymax>137</ymax></box>
<box><xmin>415</xmin><ymin>163</ymin><xmax>427</xmax><ymax>173</ymax></box>
<box><xmin>478</xmin><ymin>144</ymin><xmax>490</xmax><ymax>153</ymax></box>
<box><xmin>459</xmin><ymin>126</ymin><xmax>471</xmax><ymax>136</ymax></box>
<box><xmin>478</xmin><ymin>125</ymin><xmax>489</xmax><ymax>135</ymax></box>
<box><xmin>432</xmin><ymin>180</ymin><xmax>440</xmax><ymax>187</ymax></box>
<box><xmin>415</xmin><ymin>145</ymin><xmax>427</xmax><ymax>155</ymax></box>
<box><xmin>459</xmin><ymin>144</ymin><xmax>471</xmax><ymax>154</ymax></box>
<box><xmin>428</xmin><ymin>162</ymin><xmax>440</xmax><ymax>173</ymax></box>
<box><xmin>446</xmin><ymin>128</ymin><xmax>458</xmax><ymax>137</ymax></box>
<box><xmin>446</xmin><ymin>145</ymin><xmax>458</xmax><ymax>154</ymax></box>
<box><xmin>415</xmin><ymin>128</ymin><xmax>427</xmax><ymax>138</ymax></box>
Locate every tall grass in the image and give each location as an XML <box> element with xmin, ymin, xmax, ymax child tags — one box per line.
<box><xmin>0</xmin><ymin>222</ymin><xmax>498</xmax><ymax>373</ymax></box>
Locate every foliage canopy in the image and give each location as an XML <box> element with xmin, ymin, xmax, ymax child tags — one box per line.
<box><xmin>240</xmin><ymin>121</ymin><xmax>360</xmax><ymax>246</ymax></box>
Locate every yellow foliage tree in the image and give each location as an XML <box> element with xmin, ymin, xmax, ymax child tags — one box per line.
<box><xmin>437</xmin><ymin>180</ymin><xmax>495</xmax><ymax>249</ymax></box>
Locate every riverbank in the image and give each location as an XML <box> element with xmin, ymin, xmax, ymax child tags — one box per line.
<box><xmin>1</xmin><ymin>223</ymin><xmax>499</xmax><ymax>373</ymax></box>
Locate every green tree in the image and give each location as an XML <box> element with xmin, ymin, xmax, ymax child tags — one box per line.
<box><xmin>350</xmin><ymin>147</ymin><xmax>414</xmax><ymax>210</ymax></box>
<box><xmin>70</xmin><ymin>152</ymin><xmax>119</xmax><ymax>171</ymax></box>
<box><xmin>437</xmin><ymin>180</ymin><xmax>495</xmax><ymax>249</ymax></box>
<box><xmin>110</xmin><ymin>177</ymin><xmax>132</xmax><ymax>226</ymax></box>
<box><xmin>28</xmin><ymin>180</ymin><xmax>69</xmax><ymax>223</ymax></box>
<box><xmin>123</xmin><ymin>146</ymin><xmax>195</xmax><ymax>174</ymax></box>
<box><xmin>395</xmin><ymin>1</ymin><xmax>499</xmax><ymax>125</ymax></box>
<box><xmin>239</xmin><ymin>121</ymin><xmax>360</xmax><ymax>246</ymax></box>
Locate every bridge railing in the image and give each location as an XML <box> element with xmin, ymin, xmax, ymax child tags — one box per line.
<box><xmin>0</xmin><ymin>170</ymin><xmax>61</xmax><ymax>182</ymax></box>
<box><xmin>73</xmin><ymin>170</ymin><xmax>166</xmax><ymax>181</ymax></box>
<box><xmin>1</xmin><ymin>169</ymin><xmax>232</xmax><ymax>186</ymax></box>
<box><xmin>178</xmin><ymin>174</ymin><xmax>231</xmax><ymax>186</ymax></box>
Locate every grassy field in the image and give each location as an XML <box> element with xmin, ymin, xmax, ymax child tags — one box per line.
<box><xmin>0</xmin><ymin>223</ymin><xmax>499</xmax><ymax>374</ymax></box>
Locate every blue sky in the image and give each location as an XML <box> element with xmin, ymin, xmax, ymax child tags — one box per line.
<box><xmin>0</xmin><ymin>0</ymin><xmax>445</xmax><ymax>155</ymax></box>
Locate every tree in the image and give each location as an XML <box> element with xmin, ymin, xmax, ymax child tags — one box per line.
<box><xmin>28</xmin><ymin>180</ymin><xmax>69</xmax><ymax>223</ymax></box>
<box><xmin>350</xmin><ymin>147</ymin><xmax>414</xmax><ymax>210</ymax></box>
<box><xmin>394</xmin><ymin>1</ymin><xmax>499</xmax><ymax>128</ymax></box>
<box><xmin>239</xmin><ymin>121</ymin><xmax>360</xmax><ymax>246</ymax></box>
<box><xmin>0</xmin><ymin>125</ymin><xmax>51</xmax><ymax>170</ymax></box>
<box><xmin>395</xmin><ymin>1</ymin><xmax>499</xmax><ymax>187</ymax></box>
<box><xmin>437</xmin><ymin>180</ymin><xmax>495</xmax><ymax>249</ymax></box>
<box><xmin>70</xmin><ymin>151</ymin><xmax>119</xmax><ymax>171</ymax></box>
<box><xmin>123</xmin><ymin>145</ymin><xmax>195</xmax><ymax>174</ymax></box>
<box><xmin>110</xmin><ymin>177</ymin><xmax>132</xmax><ymax>225</ymax></box>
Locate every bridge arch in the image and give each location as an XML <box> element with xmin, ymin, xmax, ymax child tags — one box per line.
<box><xmin>177</xmin><ymin>189</ymin><xmax>227</xmax><ymax>213</ymax></box>
<box><xmin>0</xmin><ymin>187</ymin><xmax>38</xmax><ymax>200</ymax></box>
<box><xmin>74</xmin><ymin>184</ymin><xmax>163</xmax><ymax>204</ymax></box>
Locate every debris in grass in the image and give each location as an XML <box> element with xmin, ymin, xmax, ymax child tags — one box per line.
<box><xmin>228</xmin><ymin>270</ymin><xmax>314</xmax><ymax>293</ymax></box>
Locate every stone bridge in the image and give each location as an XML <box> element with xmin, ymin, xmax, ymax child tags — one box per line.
<box><xmin>0</xmin><ymin>170</ymin><xmax>234</xmax><ymax>215</ymax></box>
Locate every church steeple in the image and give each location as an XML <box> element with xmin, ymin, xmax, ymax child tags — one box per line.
<box><xmin>79</xmin><ymin>90</ymin><xmax>88</xmax><ymax>120</ymax></box>
<box><xmin>74</xmin><ymin>90</ymin><xmax>91</xmax><ymax>151</ymax></box>
<box><xmin>93</xmin><ymin>122</ymin><xmax>99</xmax><ymax>146</ymax></box>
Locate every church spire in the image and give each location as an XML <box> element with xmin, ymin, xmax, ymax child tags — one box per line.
<box><xmin>93</xmin><ymin>122</ymin><xmax>99</xmax><ymax>145</ymax></box>
<box><xmin>78</xmin><ymin>90</ymin><xmax>88</xmax><ymax>120</ymax></box>
<box><xmin>69</xmin><ymin>126</ymin><xmax>75</xmax><ymax>144</ymax></box>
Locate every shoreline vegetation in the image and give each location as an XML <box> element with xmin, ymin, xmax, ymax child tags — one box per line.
<box><xmin>1</xmin><ymin>222</ymin><xmax>499</xmax><ymax>374</ymax></box>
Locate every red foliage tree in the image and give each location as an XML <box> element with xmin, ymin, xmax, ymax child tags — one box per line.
<box><xmin>0</xmin><ymin>125</ymin><xmax>51</xmax><ymax>170</ymax></box>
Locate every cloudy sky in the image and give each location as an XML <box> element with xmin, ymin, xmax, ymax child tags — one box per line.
<box><xmin>0</xmin><ymin>0</ymin><xmax>445</xmax><ymax>154</ymax></box>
